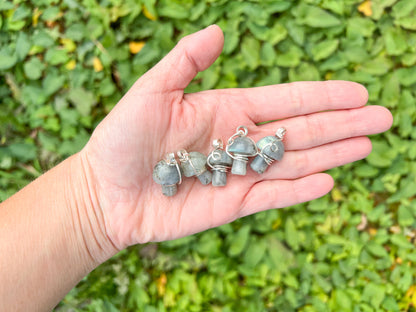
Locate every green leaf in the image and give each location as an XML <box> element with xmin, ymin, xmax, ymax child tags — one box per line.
<box><xmin>266</xmin><ymin>23</ymin><xmax>288</xmax><ymax>45</ymax></box>
<box><xmin>289</xmin><ymin>62</ymin><xmax>320</xmax><ymax>81</ymax></box>
<box><xmin>0</xmin><ymin>1</ymin><xmax>14</xmax><ymax>10</ymax></box>
<box><xmin>260</xmin><ymin>42</ymin><xmax>276</xmax><ymax>67</ymax></box>
<box><xmin>362</xmin><ymin>283</ymin><xmax>385</xmax><ymax>308</ymax></box>
<box><xmin>384</xmin><ymin>27</ymin><xmax>408</xmax><ymax>56</ymax></box>
<box><xmin>265</xmin><ymin>1</ymin><xmax>292</xmax><ymax>14</ymax></box>
<box><xmin>395</xmin><ymin>17</ymin><xmax>416</xmax><ymax>30</ymax></box>
<box><xmin>247</xmin><ymin>22</ymin><xmax>269</xmax><ymax>41</ymax></box>
<box><xmin>401</xmin><ymin>53</ymin><xmax>416</xmax><ymax>66</ymax></box>
<box><xmin>45</xmin><ymin>48</ymin><xmax>69</xmax><ymax>65</ymax></box>
<box><xmin>382</xmin><ymin>296</ymin><xmax>400</xmax><ymax>312</ymax></box>
<box><xmin>398</xmin><ymin>205</ymin><xmax>414</xmax><ymax>227</ymax></box>
<box><xmin>228</xmin><ymin>225</ymin><xmax>251</xmax><ymax>257</ymax></box>
<box><xmin>243</xmin><ymin>239</ymin><xmax>267</xmax><ymax>267</ymax></box>
<box><xmin>158</xmin><ymin>0</ymin><xmax>190</xmax><ymax>19</ymax></box>
<box><xmin>133</xmin><ymin>41</ymin><xmax>160</xmax><ymax>65</ymax></box>
<box><xmin>67</xmin><ymin>88</ymin><xmax>96</xmax><ymax>117</ymax></box>
<box><xmin>0</xmin><ymin>49</ymin><xmax>17</xmax><ymax>70</ymax></box>
<box><xmin>98</xmin><ymin>77</ymin><xmax>116</xmax><ymax>97</ymax></box>
<box><xmin>189</xmin><ymin>1</ymin><xmax>206</xmax><ymax>21</ymax></box>
<box><xmin>283</xmin><ymin>274</ymin><xmax>299</xmax><ymax>289</ymax></box>
<box><xmin>200</xmin><ymin>65</ymin><xmax>220</xmax><ymax>90</ymax></box>
<box><xmin>41</xmin><ymin>7</ymin><xmax>61</xmax><ymax>21</ymax></box>
<box><xmin>43</xmin><ymin>73</ymin><xmax>65</xmax><ymax>96</ymax></box>
<box><xmin>354</xmin><ymin>164</ymin><xmax>379</xmax><ymax>178</ymax></box>
<box><xmin>285</xmin><ymin>20</ymin><xmax>305</xmax><ymax>45</ymax></box>
<box><xmin>392</xmin><ymin>0</ymin><xmax>416</xmax><ymax>18</ymax></box>
<box><xmin>195</xmin><ymin>231</ymin><xmax>221</xmax><ymax>256</ymax></box>
<box><xmin>366</xmin><ymin>242</ymin><xmax>389</xmax><ymax>258</ymax></box>
<box><xmin>366</xmin><ymin>140</ymin><xmax>397</xmax><ymax>168</ymax></box>
<box><xmin>329</xmin><ymin>289</ymin><xmax>352</xmax><ymax>311</ymax></box>
<box><xmin>65</xmin><ymin>23</ymin><xmax>87</xmax><ymax>41</ymax></box>
<box><xmin>24</xmin><ymin>57</ymin><xmax>44</xmax><ymax>80</ymax></box>
<box><xmin>266</xmin><ymin>236</ymin><xmax>294</xmax><ymax>271</ymax></box>
<box><xmin>360</xmin><ymin>55</ymin><xmax>393</xmax><ymax>76</ymax></box>
<box><xmin>347</xmin><ymin>18</ymin><xmax>376</xmax><ymax>37</ymax></box>
<box><xmin>243</xmin><ymin>3</ymin><xmax>269</xmax><ymax>25</ymax></box>
<box><xmin>8</xmin><ymin>142</ymin><xmax>37</xmax><ymax>162</ymax></box>
<box><xmin>86</xmin><ymin>17</ymin><xmax>104</xmax><ymax>40</ymax></box>
<box><xmin>371</xmin><ymin>0</ymin><xmax>399</xmax><ymax>20</ymax></box>
<box><xmin>311</xmin><ymin>39</ymin><xmax>339</xmax><ymax>61</ymax></box>
<box><xmin>11</xmin><ymin>4</ymin><xmax>30</xmax><ymax>21</ymax></box>
<box><xmin>390</xmin><ymin>234</ymin><xmax>414</xmax><ymax>249</ymax></box>
<box><xmin>381</xmin><ymin>73</ymin><xmax>400</xmax><ymax>108</ymax></box>
<box><xmin>38</xmin><ymin>131</ymin><xmax>59</xmax><ymax>152</ymax></box>
<box><xmin>222</xmin><ymin>19</ymin><xmax>240</xmax><ymax>55</ymax></box>
<box><xmin>16</xmin><ymin>32</ymin><xmax>31</xmax><ymax>60</ymax></box>
<box><xmin>320</xmin><ymin>52</ymin><xmax>348</xmax><ymax>71</ymax></box>
<box><xmin>284</xmin><ymin>217</ymin><xmax>299</xmax><ymax>250</ymax></box>
<box><xmin>241</xmin><ymin>36</ymin><xmax>260</xmax><ymax>70</ymax></box>
<box><xmin>388</xmin><ymin>176</ymin><xmax>416</xmax><ymax>203</ymax></box>
<box><xmin>343</xmin><ymin>45</ymin><xmax>370</xmax><ymax>63</ymax></box>
<box><xmin>276</xmin><ymin>46</ymin><xmax>302</xmax><ymax>68</ymax></box>
<box><xmin>397</xmin><ymin>67</ymin><xmax>416</xmax><ymax>86</ymax></box>
<box><xmin>32</xmin><ymin>30</ymin><xmax>55</xmax><ymax>48</ymax></box>
<box><xmin>295</xmin><ymin>4</ymin><xmax>341</xmax><ymax>28</ymax></box>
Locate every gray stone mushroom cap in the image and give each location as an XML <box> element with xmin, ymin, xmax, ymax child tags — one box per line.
<box><xmin>227</xmin><ymin>136</ymin><xmax>258</xmax><ymax>175</ymax></box>
<box><xmin>208</xmin><ymin>149</ymin><xmax>233</xmax><ymax>166</ymax></box>
<box><xmin>208</xmin><ymin>149</ymin><xmax>233</xmax><ymax>187</ymax></box>
<box><xmin>250</xmin><ymin>134</ymin><xmax>285</xmax><ymax>174</ymax></box>
<box><xmin>153</xmin><ymin>160</ymin><xmax>181</xmax><ymax>196</ymax></box>
<box><xmin>227</xmin><ymin>136</ymin><xmax>257</xmax><ymax>155</ymax></box>
<box><xmin>179</xmin><ymin>151</ymin><xmax>212</xmax><ymax>185</ymax></box>
<box><xmin>257</xmin><ymin>136</ymin><xmax>285</xmax><ymax>161</ymax></box>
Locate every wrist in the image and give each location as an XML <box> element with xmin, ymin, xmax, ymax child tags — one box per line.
<box><xmin>67</xmin><ymin>152</ymin><xmax>120</xmax><ymax>267</ymax></box>
<box><xmin>0</xmin><ymin>152</ymin><xmax>119</xmax><ymax>311</ymax></box>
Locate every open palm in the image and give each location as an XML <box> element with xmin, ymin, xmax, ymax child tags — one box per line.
<box><xmin>80</xmin><ymin>26</ymin><xmax>392</xmax><ymax>251</ymax></box>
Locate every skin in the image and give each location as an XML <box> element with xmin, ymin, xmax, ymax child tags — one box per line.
<box><xmin>0</xmin><ymin>25</ymin><xmax>393</xmax><ymax>311</ymax></box>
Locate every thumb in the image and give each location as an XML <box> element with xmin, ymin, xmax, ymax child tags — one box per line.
<box><xmin>136</xmin><ymin>25</ymin><xmax>224</xmax><ymax>92</ymax></box>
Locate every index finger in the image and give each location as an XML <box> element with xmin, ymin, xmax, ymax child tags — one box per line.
<box><xmin>216</xmin><ymin>80</ymin><xmax>369</xmax><ymax>123</ymax></box>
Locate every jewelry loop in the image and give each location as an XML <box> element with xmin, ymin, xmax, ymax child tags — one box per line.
<box><xmin>226</xmin><ymin>126</ymin><xmax>258</xmax><ymax>160</ymax></box>
<box><xmin>276</xmin><ymin>127</ymin><xmax>287</xmax><ymax>140</ymax></box>
<box><xmin>207</xmin><ymin>139</ymin><xmax>232</xmax><ymax>175</ymax></box>
<box><xmin>164</xmin><ymin>152</ymin><xmax>182</xmax><ymax>185</ymax></box>
<box><xmin>236</xmin><ymin>125</ymin><xmax>248</xmax><ymax>136</ymax></box>
<box><xmin>177</xmin><ymin>150</ymin><xmax>189</xmax><ymax>162</ymax></box>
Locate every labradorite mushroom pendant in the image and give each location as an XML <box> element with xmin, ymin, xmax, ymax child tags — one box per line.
<box><xmin>152</xmin><ymin>153</ymin><xmax>182</xmax><ymax>196</ymax></box>
<box><xmin>250</xmin><ymin>127</ymin><xmax>286</xmax><ymax>174</ymax></box>
<box><xmin>226</xmin><ymin>126</ymin><xmax>258</xmax><ymax>176</ymax></box>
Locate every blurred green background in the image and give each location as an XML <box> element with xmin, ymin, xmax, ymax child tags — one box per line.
<box><xmin>1</xmin><ymin>0</ymin><xmax>416</xmax><ymax>311</ymax></box>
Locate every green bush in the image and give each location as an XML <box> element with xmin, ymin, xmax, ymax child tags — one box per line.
<box><xmin>1</xmin><ymin>0</ymin><xmax>416</xmax><ymax>311</ymax></box>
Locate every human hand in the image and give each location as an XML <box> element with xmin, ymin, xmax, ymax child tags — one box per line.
<box><xmin>79</xmin><ymin>25</ymin><xmax>392</xmax><ymax>259</ymax></box>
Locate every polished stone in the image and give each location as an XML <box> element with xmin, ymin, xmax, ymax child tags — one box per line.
<box><xmin>212</xmin><ymin>170</ymin><xmax>227</xmax><ymax>186</ymax></box>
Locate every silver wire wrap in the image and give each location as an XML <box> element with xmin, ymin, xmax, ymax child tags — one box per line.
<box><xmin>226</xmin><ymin>126</ymin><xmax>258</xmax><ymax>162</ymax></box>
<box><xmin>257</xmin><ymin>127</ymin><xmax>287</xmax><ymax>166</ymax></box>
<box><xmin>164</xmin><ymin>152</ymin><xmax>182</xmax><ymax>185</ymax></box>
<box><xmin>207</xmin><ymin>139</ymin><xmax>230</xmax><ymax>173</ymax></box>
<box><xmin>258</xmin><ymin>142</ymin><xmax>278</xmax><ymax>165</ymax></box>
<box><xmin>276</xmin><ymin>127</ymin><xmax>286</xmax><ymax>140</ymax></box>
<box><xmin>177</xmin><ymin>149</ymin><xmax>205</xmax><ymax>177</ymax></box>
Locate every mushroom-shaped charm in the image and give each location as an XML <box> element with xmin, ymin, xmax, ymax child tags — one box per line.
<box><xmin>177</xmin><ymin>150</ymin><xmax>212</xmax><ymax>185</ymax></box>
<box><xmin>250</xmin><ymin>127</ymin><xmax>286</xmax><ymax>174</ymax></box>
<box><xmin>207</xmin><ymin>139</ymin><xmax>233</xmax><ymax>186</ymax></box>
<box><xmin>226</xmin><ymin>126</ymin><xmax>258</xmax><ymax>175</ymax></box>
<box><xmin>153</xmin><ymin>153</ymin><xmax>182</xmax><ymax>196</ymax></box>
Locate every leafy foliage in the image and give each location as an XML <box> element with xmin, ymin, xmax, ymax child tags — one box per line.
<box><xmin>1</xmin><ymin>0</ymin><xmax>416</xmax><ymax>311</ymax></box>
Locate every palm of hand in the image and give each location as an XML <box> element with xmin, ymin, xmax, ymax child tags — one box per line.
<box><xmin>80</xmin><ymin>26</ymin><xmax>392</xmax><ymax>250</ymax></box>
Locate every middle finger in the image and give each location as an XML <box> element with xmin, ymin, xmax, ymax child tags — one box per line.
<box><xmin>253</xmin><ymin>105</ymin><xmax>392</xmax><ymax>151</ymax></box>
